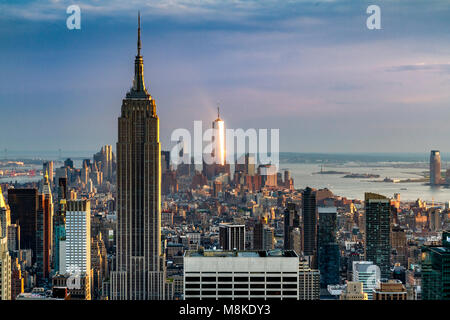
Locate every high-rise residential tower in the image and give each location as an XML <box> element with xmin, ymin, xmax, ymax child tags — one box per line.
<box><xmin>284</xmin><ymin>203</ymin><xmax>301</xmax><ymax>255</ymax></box>
<box><xmin>110</xmin><ymin>13</ymin><xmax>166</xmax><ymax>300</ymax></box>
<box><xmin>0</xmin><ymin>187</ymin><xmax>11</xmax><ymax>300</ymax></box>
<box><xmin>36</xmin><ymin>172</ymin><xmax>53</xmax><ymax>284</ymax></box>
<box><xmin>317</xmin><ymin>206</ymin><xmax>340</xmax><ymax>288</ymax></box>
<box><xmin>64</xmin><ymin>200</ymin><xmax>91</xmax><ymax>276</ymax></box>
<box><xmin>7</xmin><ymin>188</ymin><xmax>38</xmax><ymax>253</ymax></box>
<box><xmin>421</xmin><ymin>231</ymin><xmax>450</xmax><ymax>300</ymax></box>
<box><xmin>364</xmin><ymin>193</ymin><xmax>391</xmax><ymax>280</ymax></box>
<box><xmin>219</xmin><ymin>223</ymin><xmax>245</xmax><ymax>250</ymax></box>
<box><xmin>302</xmin><ymin>187</ymin><xmax>317</xmax><ymax>268</ymax></box>
<box><xmin>430</xmin><ymin>150</ymin><xmax>441</xmax><ymax>185</ymax></box>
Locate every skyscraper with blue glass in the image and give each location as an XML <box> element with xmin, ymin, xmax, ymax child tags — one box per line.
<box><xmin>318</xmin><ymin>207</ymin><xmax>340</xmax><ymax>288</ymax></box>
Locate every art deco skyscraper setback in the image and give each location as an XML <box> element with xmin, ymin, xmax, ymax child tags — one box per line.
<box><xmin>111</xmin><ymin>14</ymin><xmax>165</xmax><ymax>300</ymax></box>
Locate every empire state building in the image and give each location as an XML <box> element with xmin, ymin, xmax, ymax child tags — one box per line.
<box><xmin>111</xmin><ymin>13</ymin><xmax>166</xmax><ymax>300</ymax></box>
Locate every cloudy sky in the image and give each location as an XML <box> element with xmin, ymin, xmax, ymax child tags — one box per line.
<box><xmin>1</xmin><ymin>0</ymin><xmax>450</xmax><ymax>154</ymax></box>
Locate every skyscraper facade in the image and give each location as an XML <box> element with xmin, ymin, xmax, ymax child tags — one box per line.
<box><xmin>0</xmin><ymin>187</ymin><xmax>11</xmax><ymax>300</ymax></box>
<box><xmin>219</xmin><ymin>223</ymin><xmax>245</xmax><ymax>250</ymax></box>
<box><xmin>65</xmin><ymin>200</ymin><xmax>91</xmax><ymax>275</ymax></box>
<box><xmin>430</xmin><ymin>150</ymin><xmax>441</xmax><ymax>185</ymax></box>
<box><xmin>36</xmin><ymin>173</ymin><xmax>53</xmax><ymax>284</ymax></box>
<box><xmin>7</xmin><ymin>188</ymin><xmax>38</xmax><ymax>252</ymax></box>
<box><xmin>352</xmin><ymin>261</ymin><xmax>381</xmax><ymax>300</ymax></box>
<box><xmin>184</xmin><ymin>250</ymin><xmax>299</xmax><ymax>300</ymax></box>
<box><xmin>284</xmin><ymin>203</ymin><xmax>301</xmax><ymax>255</ymax></box>
<box><xmin>421</xmin><ymin>231</ymin><xmax>450</xmax><ymax>300</ymax></box>
<box><xmin>298</xmin><ymin>259</ymin><xmax>320</xmax><ymax>300</ymax></box>
<box><xmin>0</xmin><ymin>186</ymin><xmax>10</xmax><ymax>240</ymax></box>
<box><xmin>253</xmin><ymin>220</ymin><xmax>274</xmax><ymax>250</ymax></box>
<box><xmin>0</xmin><ymin>236</ymin><xmax>11</xmax><ymax>300</ymax></box>
<box><xmin>302</xmin><ymin>187</ymin><xmax>317</xmax><ymax>268</ymax></box>
<box><xmin>94</xmin><ymin>145</ymin><xmax>114</xmax><ymax>182</ymax></box>
<box><xmin>110</xmin><ymin>14</ymin><xmax>166</xmax><ymax>300</ymax></box>
<box><xmin>317</xmin><ymin>207</ymin><xmax>340</xmax><ymax>288</ymax></box>
<box><xmin>365</xmin><ymin>192</ymin><xmax>391</xmax><ymax>279</ymax></box>
<box><xmin>43</xmin><ymin>161</ymin><xmax>54</xmax><ymax>185</ymax></box>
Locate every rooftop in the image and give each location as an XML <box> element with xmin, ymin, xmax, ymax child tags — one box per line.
<box><xmin>185</xmin><ymin>249</ymin><xmax>298</xmax><ymax>258</ymax></box>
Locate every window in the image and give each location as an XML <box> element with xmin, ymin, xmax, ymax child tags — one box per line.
<box><xmin>283</xmin><ymin>277</ymin><xmax>297</xmax><ymax>282</ymax></box>
<box><xmin>185</xmin><ymin>290</ymin><xmax>200</xmax><ymax>295</ymax></box>
<box><xmin>250</xmin><ymin>277</ymin><xmax>265</xmax><ymax>282</ymax></box>
<box><xmin>267</xmin><ymin>277</ymin><xmax>281</xmax><ymax>282</ymax></box>
<box><xmin>202</xmin><ymin>277</ymin><xmax>216</xmax><ymax>282</ymax></box>
<box><xmin>218</xmin><ymin>277</ymin><xmax>232</xmax><ymax>282</ymax></box>
<box><xmin>218</xmin><ymin>291</ymin><xmax>232</xmax><ymax>295</ymax></box>
<box><xmin>185</xmin><ymin>277</ymin><xmax>200</xmax><ymax>282</ymax></box>
<box><xmin>234</xmin><ymin>277</ymin><xmax>248</xmax><ymax>282</ymax></box>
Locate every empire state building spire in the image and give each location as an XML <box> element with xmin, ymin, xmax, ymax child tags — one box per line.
<box><xmin>137</xmin><ymin>11</ymin><xmax>141</xmax><ymax>56</ymax></box>
<box><xmin>128</xmin><ymin>11</ymin><xmax>149</xmax><ymax>98</ymax></box>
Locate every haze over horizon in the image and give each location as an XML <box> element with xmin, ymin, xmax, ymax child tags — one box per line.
<box><xmin>1</xmin><ymin>0</ymin><xmax>450</xmax><ymax>153</ymax></box>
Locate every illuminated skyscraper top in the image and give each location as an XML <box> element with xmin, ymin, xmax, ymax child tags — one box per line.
<box><xmin>212</xmin><ymin>105</ymin><xmax>225</xmax><ymax>166</ymax></box>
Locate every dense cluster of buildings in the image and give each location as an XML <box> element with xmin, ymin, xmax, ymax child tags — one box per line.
<box><xmin>0</xmin><ymin>16</ymin><xmax>449</xmax><ymax>301</ymax></box>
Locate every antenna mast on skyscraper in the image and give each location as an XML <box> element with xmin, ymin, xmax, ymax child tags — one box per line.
<box><xmin>137</xmin><ymin>11</ymin><xmax>141</xmax><ymax>56</ymax></box>
<box><xmin>216</xmin><ymin>101</ymin><xmax>221</xmax><ymax>120</ymax></box>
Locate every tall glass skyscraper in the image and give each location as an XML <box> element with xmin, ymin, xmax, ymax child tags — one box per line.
<box><xmin>421</xmin><ymin>231</ymin><xmax>450</xmax><ymax>300</ymax></box>
<box><xmin>364</xmin><ymin>193</ymin><xmax>391</xmax><ymax>280</ymax></box>
<box><xmin>302</xmin><ymin>187</ymin><xmax>317</xmax><ymax>268</ymax></box>
<box><xmin>7</xmin><ymin>188</ymin><xmax>38</xmax><ymax>253</ymax></box>
<box><xmin>318</xmin><ymin>207</ymin><xmax>340</xmax><ymax>288</ymax></box>
<box><xmin>430</xmin><ymin>150</ymin><xmax>441</xmax><ymax>185</ymax></box>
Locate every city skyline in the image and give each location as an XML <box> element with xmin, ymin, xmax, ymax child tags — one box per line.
<box><xmin>1</xmin><ymin>0</ymin><xmax>450</xmax><ymax>306</ymax></box>
<box><xmin>1</xmin><ymin>0</ymin><xmax>450</xmax><ymax>152</ymax></box>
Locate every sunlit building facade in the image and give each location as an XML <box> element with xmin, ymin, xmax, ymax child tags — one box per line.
<box><xmin>430</xmin><ymin>150</ymin><xmax>441</xmax><ymax>185</ymax></box>
<box><xmin>110</xmin><ymin>14</ymin><xmax>166</xmax><ymax>300</ymax></box>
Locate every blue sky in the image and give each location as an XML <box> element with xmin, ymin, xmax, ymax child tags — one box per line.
<box><xmin>1</xmin><ymin>0</ymin><xmax>450</xmax><ymax>153</ymax></box>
